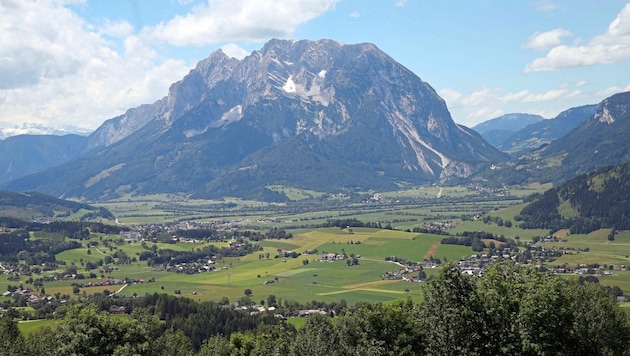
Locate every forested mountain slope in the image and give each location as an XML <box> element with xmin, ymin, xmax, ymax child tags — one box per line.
<box><xmin>0</xmin><ymin>190</ymin><xmax>113</xmax><ymax>220</ymax></box>
<box><xmin>518</xmin><ymin>163</ymin><xmax>630</xmax><ymax>233</ymax></box>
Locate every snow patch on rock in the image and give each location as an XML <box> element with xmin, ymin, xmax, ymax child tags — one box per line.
<box><xmin>283</xmin><ymin>76</ymin><xmax>297</xmax><ymax>93</ymax></box>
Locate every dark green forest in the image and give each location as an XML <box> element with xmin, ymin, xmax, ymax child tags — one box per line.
<box><xmin>518</xmin><ymin>163</ymin><xmax>630</xmax><ymax>233</ymax></box>
<box><xmin>0</xmin><ymin>190</ymin><xmax>114</xmax><ymax>220</ymax></box>
<box><xmin>1</xmin><ymin>262</ymin><xmax>628</xmax><ymax>355</ymax></box>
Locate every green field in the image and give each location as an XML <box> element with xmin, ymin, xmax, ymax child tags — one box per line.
<box><xmin>0</xmin><ymin>227</ymin><xmax>471</xmax><ymax>307</ymax></box>
<box><xmin>5</xmin><ymin>185</ymin><xmax>630</xmax><ymax>326</ymax></box>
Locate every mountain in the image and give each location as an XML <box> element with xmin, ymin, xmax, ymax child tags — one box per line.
<box><xmin>472</xmin><ymin>113</ymin><xmax>544</xmax><ymax>147</ymax></box>
<box><xmin>0</xmin><ymin>134</ymin><xmax>88</xmax><ymax>184</ymax></box>
<box><xmin>518</xmin><ymin>162</ymin><xmax>630</xmax><ymax>234</ymax></box>
<box><xmin>2</xmin><ymin>39</ymin><xmax>507</xmax><ymax>201</ymax></box>
<box><xmin>484</xmin><ymin>91</ymin><xmax>630</xmax><ymax>185</ymax></box>
<box><xmin>0</xmin><ymin>122</ymin><xmax>92</xmax><ymax>139</ymax></box>
<box><xmin>497</xmin><ymin>105</ymin><xmax>597</xmax><ymax>156</ymax></box>
<box><xmin>0</xmin><ymin>190</ymin><xmax>113</xmax><ymax>220</ymax></box>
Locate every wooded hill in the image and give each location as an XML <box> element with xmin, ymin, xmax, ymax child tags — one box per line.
<box><xmin>0</xmin><ymin>190</ymin><xmax>114</xmax><ymax>221</ymax></box>
<box><xmin>518</xmin><ymin>163</ymin><xmax>630</xmax><ymax>233</ymax></box>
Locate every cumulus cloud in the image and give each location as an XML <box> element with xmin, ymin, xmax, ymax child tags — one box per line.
<box><xmin>525</xmin><ymin>3</ymin><xmax>630</xmax><ymax>72</ymax></box>
<box><xmin>220</xmin><ymin>43</ymin><xmax>251</xmax><ymax>59</ymax></box>
<box><xmin>150</xmin><ymin>0</ymin><xmax>339</xmax><ymax>47</ymax></box>
<box><xmin>522</xmin><ymin>28</ymin><xmax>573</xmax><ymax>51</ymax></box>
<box><xmin>0</xmin><ymin>0</ymin><xmax>190</xmax><ymax>130</ymax></box>
<box><xmin>596</xmin><ymin>83</ymin><xmax>630</xmax><ymax>97</ymax></box>
<box><xmin>534</xmin><ymin>0</ymin><xmax>560</xmax><ymax>12</ymax></box>
<box><xmin>101</xmin><ymin>19</ymin><xmax>135</xmax><ymax>38</ymax></box>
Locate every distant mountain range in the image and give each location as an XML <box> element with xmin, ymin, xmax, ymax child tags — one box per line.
<box><xmin>2</xmin><ymin>39</ymin><xmax>630</xmax><ymax>202</ymax></box>
<box><xmin>1</xmin><ymin>39</ymin><xmax>506</xmax><ymax>201</ymax></box>
<box><xmin>483</xmin><ymin>91</ymin><xmax>630</xmax><ymax>185</ymax></box>
<box><xmin>472</xmin><ymin>113</ymin><xmax>544</xmax><ymax>147</ymax></box>
<box><xmin>0</xmin><ymin>134</ymin><xmax>87</xmax><ymax>184</ymax></box>
<box><xmin>495</xmin><ymin>105</ymin><xmax>597</xmax><ymax>156</ymax></box>
<box><xmin>0</xmin><ymin>123</ymin><xmax>91</xmax><ymax>140</ymax></box>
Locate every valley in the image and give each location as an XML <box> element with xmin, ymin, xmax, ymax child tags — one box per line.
<box><xmin>3</xmin><ymin>182</ymin><xmax>630</xmax><ymax>317</ymax></box>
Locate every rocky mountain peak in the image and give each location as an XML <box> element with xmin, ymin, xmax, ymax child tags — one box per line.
<box><xmin>594</xmin><ymin>91</ymin><xmax>630</xmax><ymax>125</ymax></box>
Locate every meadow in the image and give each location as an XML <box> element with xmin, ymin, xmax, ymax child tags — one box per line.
<box><xmin>4</xmin><ymin>182</ymin><xmax>630</xmax><ymax>317</ymax></box>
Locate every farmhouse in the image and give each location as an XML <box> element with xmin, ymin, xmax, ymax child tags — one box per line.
<box><xmin>319</xmin><ymin>253</ymin><xmax>346</xmax><ymax>262</ymax></box>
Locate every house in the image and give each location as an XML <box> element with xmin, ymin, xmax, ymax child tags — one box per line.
<box><xmin>617</xmin><ymin>296</ymin><xmax>626</xmax><ymax>303</ymax></box>
<box><xmin>109</xmin><ymin>306</ymin><xmax>126</xmax><ymax>314</ymax></box>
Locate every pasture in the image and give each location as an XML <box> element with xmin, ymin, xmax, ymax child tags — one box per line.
<box><xmin>0</xmin><ymin>227</ymin><xmax>468</xmax><ymax>307</ymax></box>
<box><xmin>4</xmin><ymin>183</ymin><xmax>630</xmax><ymax>323</ymax></box>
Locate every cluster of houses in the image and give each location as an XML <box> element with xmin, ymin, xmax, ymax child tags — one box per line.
<box><xmin>1</xmin><ymin>287</ymin><xmax>57</xmax><ymax>304</ymax></box>
<box><xmin>155</xmin><ymin>260</ymin><xmax>218</xmax><ymax>274</ymax></box>
<box><xmin>119</xmin><ymin>219</ymin><xmax>240</xmax><ymax>243</ymax></box>
<box><xmin>319</xmin><ymin>253</ymin><xmax>347</xmax><ymax>262</ymax></box>
<box><xmin>381</xmin><ymin>258</ymin><xmax>435</xmax><ymax>282</ymax></box>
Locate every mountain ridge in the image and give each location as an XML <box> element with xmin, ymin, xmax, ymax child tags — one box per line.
<box><xmin>482</xmin><ymin>91</ymin><xmax>630</xmax><ymax>186</ymax></box>
<box><xmin>2</xmin><ymin>39</ymin><xmax>507</xmax><ymax>200</ymax></box>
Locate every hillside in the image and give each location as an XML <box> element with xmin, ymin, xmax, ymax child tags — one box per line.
<box><xmin>0</xmin><ymin>134</ymin><xmax>87</xmax><ymax>184</ymax></box>
<box><xmin>483</xmin><ymin>91</ymin><xmax>630</xmax><ymax>186</ymax></box>
<box><xmin>497</xmin><ymin>105</ymin><xmax>597</xmax><ymax>156</ymax></box>
<box><xmin>0</xmin><ymin>190</ymin><xmax>114</xmax><ymax>221</ymax></box>
<box><xmin>518</xmin><ymin>163</ymin><xmax>630</xmax><ymax>233</ymax></box>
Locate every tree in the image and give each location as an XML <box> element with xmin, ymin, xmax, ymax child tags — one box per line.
<box><xmin>419</xmin><ymin>263</ymin><xmax>486</xmax><ymax>355</ymax></box>
<box><xmin>290</xmin><ymin>314</ymin><xmax>341</xmax><ymax>356</ymax></box>
<box><xmin>0</xmin><ymin>311</ymin><xmax>24</xmax><ymax>355</ymax></box>
<box><xmin>267</xmin><ymin>294</ymin><xmax>277</xmax><ymax>307</ymax></box>
<box><xmin>565</xmin><ymin>281</ymin><xmax>630</xmax><ymax>355</ymax></box>
<box><xmin>336</xmin><ymin>299</ymin><xmax>423</xmax><ymax>355</ymax></box>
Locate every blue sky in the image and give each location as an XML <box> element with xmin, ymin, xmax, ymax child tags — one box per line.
<box><xmin>1</xmin><ymin>0</ymin><xmax>630</xmax><ymax>134</ymax></box>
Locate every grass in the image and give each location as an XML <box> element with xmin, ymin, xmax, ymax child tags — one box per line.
<box><xmin>18</xmin><ymin>319</ymin><xmax>62</xmax><ymax>336</ymax></box>
<box><xmin>27</xmin><ymin>227</ymin><xmax>469</xmax><ymax>305</ymax></box>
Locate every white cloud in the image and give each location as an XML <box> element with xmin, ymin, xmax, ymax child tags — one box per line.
<box><xmin>522</xmin><ymin>28</ymin><xmax>573</xmax><ymax>51</ymax></box>
<box><xmin>221</xmin><ymin>43</ymin><xmax>251</xmax><ymax>59</ymax></box>
<box><xmin>101</xmin><ymin>19</ymin><xmax>134</xmax><ymax>38</ymax></box>
<box><xmin>462</xmin><ymin>88</ymin><xmax>501</xmax><ymax>107</ymax></box>
<box><xmin>596</xmin><ymin>83</ymin><xmax>630</xmax><ymax>97</ymax></box>
<box><xmin>0</xmin><ymin>0</ymin><xmax>190</xmax><ymax>130</ymax></box>
<box><xmin>525</xmin><ymin>3</ymin><xmax>630</xmax><ymax>72</ymax></box>
<box><xmin>150</xmin><ymin>0</ymin><xmax>340</xmax><ymax>47</ymax></box>
<box><xmin>396</xmin><ymin>0</ymin><xmax>408</xmax><ymax>7</ymax></box>
<box><xmin>349</xmin><ymin>11</ymin><xmax>360</xmax><ymax>18</ymax></box>
<box><xmin>439</xmin><ymin>85</ymin><xmax>588</xmax><ymax>126</ymax></box>
<box><xmin>520</xmin><ymin>88</ymin><xmax>582</xmax><ymax>102</ymax></box>
<box><xmin>534</xmin><ymin>0</ymin><xmax>560</xmax><ymax>12</ymax></box>
<box><xmin>438</xmin><ymin>88</ymin><xmax>463</xmax><ymax>107</ymax></box>
<box><xmin>467</xmin><ymin>107</ymin><xmax>505</xmax><ymax>123</ymax></box>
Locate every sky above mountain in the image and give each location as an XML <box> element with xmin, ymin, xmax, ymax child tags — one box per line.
<box><xmin>2</xmin><ymin>0</ymin><xmax>630</xmax><ymax>133</ymax></box>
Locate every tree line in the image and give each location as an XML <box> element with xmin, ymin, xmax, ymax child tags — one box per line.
<box><xmin>2</xmin><ymin>261</ymin><xmax>628</xmax><ymax>355</ymax></box>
